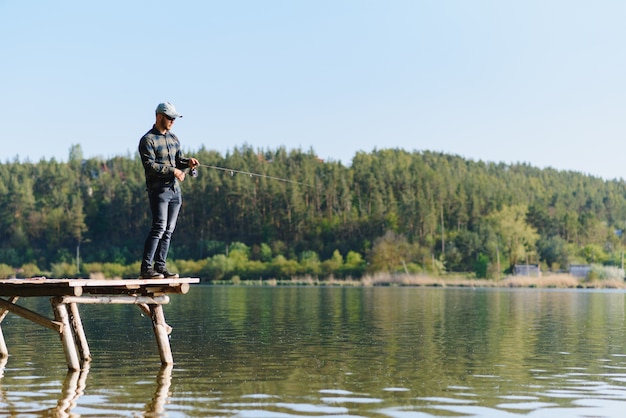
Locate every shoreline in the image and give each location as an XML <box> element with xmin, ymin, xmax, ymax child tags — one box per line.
<box><xmin>211</xmin><ymin>273</ymin><xmax>626</xmax><ymax>289</ymax></box>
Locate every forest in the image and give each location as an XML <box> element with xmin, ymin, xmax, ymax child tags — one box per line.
<box><xmin>1</xmin><ymin>144</ymin><xmax>626</xmax><ymax>281</ymax></box>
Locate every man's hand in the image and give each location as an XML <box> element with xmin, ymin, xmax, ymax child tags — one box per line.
<box><xmin>189</xmin><ymin>158</ymin><xmax>199</xmax><ymax>168</ymax></box>
<box><xmin>174</xmin><ymin>168</ymin><xmax>186</xmax><ymax>182</ymax></box>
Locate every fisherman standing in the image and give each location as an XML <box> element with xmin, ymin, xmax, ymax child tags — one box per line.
<box><xmin>138</xmin><ymin>102</ymin><xmax>199</xmax><ymax>279</ymax></box>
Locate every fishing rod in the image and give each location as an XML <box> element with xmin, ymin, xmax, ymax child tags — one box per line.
<box><xmin>193</xmin><ymin>163</ymin><xmax>313</xmax><ymax>187</ymax></box>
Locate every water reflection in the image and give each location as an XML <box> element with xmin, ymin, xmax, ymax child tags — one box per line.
<box><xmin>39</xmin><ymin>363</ymin><xmax>174</xmax><ymax>417</ymax></box>
<box><xmin>167</xmin><ymin>287</ymin><xmax>626</xmax><ymax>417</ymax></box>
<box><xmin>0</xmin><ymin>356</ymin><xmax>7</xmax><ymax>379</ymax></box>
<box><xmin>0</xmin><ymin>358</ymin><xmax>174</xmax><ymax>416</ymax></box>
<box><xmin>3</xmin><ymin>287</ymin><xmax>626</xmax><ymax>416</ymax></box>
<box><xmin>51</xmin><ymin>365</ymin><xmax>89</xmax><ymax>417</ymax></box>
<box><xmin>143</xmin><ymin>364</ymin><xmax>173</xmax><ymax>417</ymax></box>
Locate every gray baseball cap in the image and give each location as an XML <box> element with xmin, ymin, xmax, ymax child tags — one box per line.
<box><xmin>155</xmin><ymin>102</ymin><xmax>183</xmax><ymax>119</ymax></box>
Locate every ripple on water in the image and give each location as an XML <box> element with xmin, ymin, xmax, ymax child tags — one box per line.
<box><xmin>417</xmin><ymin>396</ymin><xmax>477</xmax><ymax>405</ymax></box>
<box><xmin>321</xmin><ymin>396</ymin><xmax>383</xmax><ymax>404</ymax></box>
<box><xmin>319</xmin><ymin>389</ymin><xmax>354</xmax><ymax>395</ymax></box>
<box><xmin>241</xmin><ymin>393</ymin><xmax>280</xmax><ymax>399</ymax></box>
<box><xmin>5</xmin><ymin>287</ymin><xmax>626</xmax><ymax>417</ymax></box>
<box><xmin>497</xmin><ymin>401</ymin><xmax>559</xmax><ymax>410</ymax></box>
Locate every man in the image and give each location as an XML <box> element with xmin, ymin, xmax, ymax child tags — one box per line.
<box><xmin>138</xmin><ymin>102</ymin><xmax>199</xmax><ymax>279</ymax></box>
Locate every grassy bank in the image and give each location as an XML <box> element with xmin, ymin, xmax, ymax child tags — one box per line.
<box><xmin>215</xmin><ymin>273</ymin><xmax>626</xmax><ymax>289</ymax></box>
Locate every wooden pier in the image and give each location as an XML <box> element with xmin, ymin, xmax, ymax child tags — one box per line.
<box><xmin>0</xmin><ymin>277</ymin><xmax>199</xmax><ymax>370</ymax></box>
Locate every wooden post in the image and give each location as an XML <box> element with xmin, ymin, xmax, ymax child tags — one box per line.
<box><xmin>0</xmin><ymin>298</ymin><xmax>63</xmax><ymax>332</ymax></box>
<box><xmin>69</xmin><ymin>302</ymin><xmax>91</xmax><ymax>364</ymax></box>
<box><xmin>0</xmin><ymin>296</ymin><xmax>18</xmax><ymax>358</ymax></box>
<box><xmin>0</xmin><ymin>325</ymin><xmax>7</xmax><ymax>358</ymax></box>
<box><xmin>149</xmin><ymin>304</ymin><xmax>173</xmax><ymax>365</ymax></box>
<box><xmin>51</xmin><ymin>297</ymin><xmax>81</xmax><ymax>371</ymax></box>
<box><xmin>0</xmin><ymin>356</ymin><xmax>7</xmax><ymax>378</ymax></box>
<box><xmin>0</xmin><ymin>296</ymin><xmax>18</xmax><ymax>322</ymax></box>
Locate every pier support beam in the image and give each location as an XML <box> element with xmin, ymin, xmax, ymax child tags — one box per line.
<box><xmin>0</xmin><ymin>278</ymin><xmax>198</xmax><ymax>370</ymax></box>
<box><xmin>0</xmin><ymin>327</ymin><xmax>6</xmax><ymax>359</ymax></box>
<box><xmin>51</xmin><ymin>298</ymin><xmax>81</xmax><ymax>371</ymax></box>
<box><xmin>69</xmin><ymin>302</ymin><xmax>91</xmax><ymax>364</ymax></box>
<box><xmin>0</xmin><ymin>296</ymin><xmax>18</xmax><ymax>358</ymax></box>
<box><xmin>149</xmin><ymin>304</ymin><xmax>173</xmax><ymax>365</ymax></box>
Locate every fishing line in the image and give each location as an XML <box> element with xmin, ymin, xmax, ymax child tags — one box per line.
<box><xmin>194</xmin><ymin>163</ymin><xmax>313</xmax><ymax>187</ymax></box>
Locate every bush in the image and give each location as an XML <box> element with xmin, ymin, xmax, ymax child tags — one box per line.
<box><xmin>51</xmin><ymin>262</ymin><xmax>78</xmax><ymax>278</ymax></box>
<box><xmin>20</xmin><ymin>263</ymin><xmax>41</xmax><ymax>278</ymax></box>
<box><xmin>588</xmin><ymin>264</ymin><xmax>625</xmax><ymax>281</ymax></box>
<box><xmin>202</xmin><ymin>254</ymin><xmax>234</xmax><ymax>281</ymax></box>
<box><xmin>0</xmin><ymin>264</ymin><xmax>15</xmax><ymax>279</ymax></box>
<box><xmin>176</xmin><ymin>259</ymin><xmax>206</xmax><ymax>277</ymax></box>
<box><xmin>299</xmin><ymin>251</ymin><xmax>321</xmax><ymax>276</ymax></box>
<box><xmin>83</xmin><ymin>262</ymin><xmax>126</xmax><ymax>278</ymax></box>
<box><xmin>270</xmin><ymin>255</ymin><xmax>299</xmax><ymax>280</ymax></box>
<box><xmin>342</xmin><ymin>251</ymin><xmax>366</xmax><ymax>278</ymax></box>
<box><xmin>237</xmin><ymin>259</ymin><xmax>268</xmax><ymax>280</ymax></box>
<box><xmin>321</xmin><ymin>250</ymin><xmax>344</xmax><ymax>278</ymax></box>
<box><xmin>124</xmin><ymin>261</ymin><xmax>142</xmax><ymax>278</ymax></box>
<box><xmin>101</xmin><ymin>263</ymin><xmax>127</xmax><ymax>278</ymax></box>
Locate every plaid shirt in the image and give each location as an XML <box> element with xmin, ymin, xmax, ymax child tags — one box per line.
<box><xmin>139</xmin><ymin>125</ymin><xmax>190</xmax><ymax>189</ymax></box>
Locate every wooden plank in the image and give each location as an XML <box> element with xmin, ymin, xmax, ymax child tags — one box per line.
<box><xmin>0</xmin><ymin>279</ymin><xmax>86</xmax><ymax>285</ymax></box>
<box><xmin>84</xmin><ymin>278</ymin><xmax>198</xmax><ymax>285</ymax></box>
<box><xmin>80</xmin><ymin>278</ymin><xmax>197</xmax><ymax>296</ymax></box>
<box><xmin>79</xmin><ymin>286</ymin><xmax>185</xmax><ymax>297</ymax></box>
<box><xmin>145</xmin><ymin>284</ymin><xmax>190</xmax><ymax>295</ymax></box>
<box><xmin>0</xmin><ymin>298</ymin><xmax>63</xmax><ymax>333</ymax></box>
<box><xmin>0</xmin><ymin>278</ymin><xmax>198</xmax><ymax>297</ymax></box>
<box><xmin>62</xmin><ymin>295</ymin><xmax>170</xmax><ymax>305</ymax></box>
<box><xmin>0</xmin><ymin>284</ymin><xmax>83</xmax><ymax>297</ymax></box>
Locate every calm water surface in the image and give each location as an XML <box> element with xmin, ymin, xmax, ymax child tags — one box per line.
<box><xmin>1</xmin><ymin>286</ymin><xmax>626</xmax><ymax>417</ymax></box>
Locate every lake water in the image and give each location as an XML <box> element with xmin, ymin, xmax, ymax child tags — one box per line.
<box><xmin>1</xmin><ymin>286</ymin><xmax>626</xmax><ymax>417</ymax></box>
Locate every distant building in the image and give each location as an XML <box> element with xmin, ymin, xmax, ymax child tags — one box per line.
<box><xmin>569</xmin><ymin>264</ymin><xmax>591</xmax><ymax>279</ymax></box>
<box><xmin>514</xmin><ymin>264</ymin><xmax>541</xmax><ymax>277</ymax></box>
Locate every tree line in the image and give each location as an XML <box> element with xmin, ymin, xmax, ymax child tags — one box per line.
<box><xmin>1</xmin><ymin>144</ymin><xmax>626</xmax><ymax>280</ymax></box>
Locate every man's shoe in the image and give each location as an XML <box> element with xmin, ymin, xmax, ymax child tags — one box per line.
<box><xmin>157</xmin><ymin>269</ymin><xmax>179</xmax><ymax>279</ymax></box>
<box><xmin>140</xmin><ymin>269</ymin><xmax>165</xmax><ymax>279</ymax></box>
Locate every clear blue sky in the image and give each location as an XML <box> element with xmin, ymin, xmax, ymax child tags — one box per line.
<box><xmin>2</xmin><ymin>1</ymin><xmax>625</xmax><ymax>179</ymax></box>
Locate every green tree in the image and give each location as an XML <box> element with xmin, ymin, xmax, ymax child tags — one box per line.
<box><xmin>487</xmin><ymin>205</ymin><xmax>540</xmax><ymax>270</ymax></box>
<box><xmin>537</xmin><ymin>236</ymin><xmax>569</xmax><ymax>270</ymax></box>
<box><xmin>68</xmin><ymin>144</ymin><xmax>84</xmax><ymax>164</ymax></box>
<box><xmin>369</xmin><ymin>231</ymin><xmax>416</xmax><ymax>273</ymax></box>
